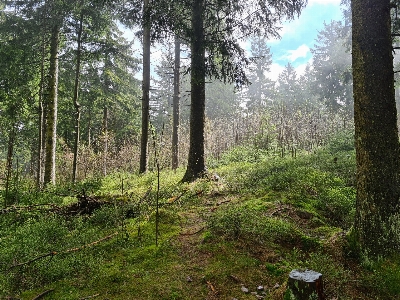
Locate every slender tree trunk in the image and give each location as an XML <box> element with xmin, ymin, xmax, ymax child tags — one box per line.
<box><xmin>103</xmin><ymin>106</ymin><xmax>108</xmax><ymax>176</ymax></box>
<box><xmin>72</xmin><ymin>12</ymin><xmax>83</xmax><ymax>183</ymax></box>
<box><xmin>139</xmin><ymin>0</ymin><xmax>151</xmax><ymax>173</ymax></box>
<box><xmin>172</xmin><ymin>36</ymin><xmax>181</xmax><ymax>170</ymax></box>
<box><xmin>4</xmin><ymin>126</ymin><xmax>16</xmax><ymax>208</ymax></box>
<box><xmin>37</xmin><ymin>33</ymin><xmax>46</xmax><ymax>189</ymax></box>
<box><xmin>88</xmin><ymin>101</ymin><xmax>92</xmax><ymax>147</ymax></box>
<box><xmin>37</xmin><ymin>0</ymin><xmax>48</xmax><ymax>189</ymax></box>
<box><xmin>352</xmin><ymin>0</ymin><xmax>400</xmax><ymax>256</ymax></box>
<box><xmin>182</xmin><ymin>0</ymin><xmax>206</xmax><ymax>182</ymax></box>
<box><xmin>44</xmin><ymin>24</ymin><xmax>60</xmax><ymax>186</ymax></box>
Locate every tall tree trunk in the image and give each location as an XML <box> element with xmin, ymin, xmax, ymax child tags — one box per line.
<box><xmin>172</xmin><ymin>36</ymin><xmax>181</xmax><ymax>170</ymax></box>
<box><xmin>139</xmin><ymin>0</ymin><xmax>151</xmax><ymax>173</ymax></box>
<box><xmin>102</xmin><ymin>106</ymin><xmax>108</xmax><ymax>176</ymax></box>
<box><xmin>44</xmin><ymin>24</ymin><xmax>60</xmax><ymax>186</ymax></box>
<box><xmin>37</xmin><ymin>32</ymin><xmax>46</xmax><ymax>189</ymax></box>
<box><xmin>72</xmin><ymin>12</ymin><xmax>83</xmax><ymax>183</ymax></box>
<box><xmin>87</xmin><ymin>100</ymin><xmax>93</xmax><ymax>147</ymax></box>
<box><xmin>352</xmin><ymin>0</ymin><xmax>400</xmax><ymax>256</ymax></box>
<box><xmin>182</xmin><ymin>0</ymin><xmax>206</xmax><ymax>182</ymax></box>
<box><xmin>4</xmin><ymin>125</ymin><xmax>16</xmax><ymax>208</ymax></box>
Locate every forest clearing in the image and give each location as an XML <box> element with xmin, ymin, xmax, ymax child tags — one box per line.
<box><xmin>2</xmin><ymin>0</ymin><xmax>400</xmax><ymax>298</ymax></box>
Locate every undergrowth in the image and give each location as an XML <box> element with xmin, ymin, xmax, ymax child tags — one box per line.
<box><xmin>1</xmin><ymin>130</ymin><xmax>400</xmax><ymax>299</ymax></box>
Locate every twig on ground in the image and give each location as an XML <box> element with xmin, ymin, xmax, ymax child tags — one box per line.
<box><xmin>79</xmin><ymin>293</ymin><xmax>100</xmax><ymax>300</ymax></box>
<box><xmin>64</xmin><ymin>232</ymin><xmax>119</xmax><ymax>253</ymax></box>
<box><xmin>216</xmin><ymin>199</ymin><xmax>231</xmax><ymax>206</ymax></box>
<box><xmin>166</xmin><ymin>190</ymin><xmax>188</xmax><ymax>204</ymax></box>
<box><xmin>229</xmin><ymin>274</ymin><xmax>242</xmax><ymax>283</ymax></box>
<box><xmin>0</xmin><ymin>204</ymin><xmax>61</xmax><ymax>214</ymax></box>
<box><xmin>8</xmin><ymin>252</ymin><xmax>57</xmax><ymax>271</ymax></box>
<box><xmin>269</xmin><ymin>207</ymin><xmax>287</xmax><ymax>217</ymax></box>
<box><xmin>180</xmin><ymin>227</ymin><xmax>205</xmax><ymax>236</ymax></box>
<box><xmin>207</xmin><ymin>281</ymin><xmax>218</xmax><ymax>294</ymax></box>
<box><xmin>8</xmin><ymin>232</ymin><xmax>119</xmax><ymax>271</ymax></box>
<box><xmin>32</xmin><ymin>289</ymin><xmax>54</xmax><ymax>300</ymax></box>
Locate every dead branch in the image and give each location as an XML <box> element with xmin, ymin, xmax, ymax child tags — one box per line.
<box><xmin>206</xmin><ymin>281</ymin><xmax>218</xmax><ymax>294</ymax></box>
<box><xmin>8</xmin><ymin>252</ymin><xmax>57</xmax><ymax>271</ymax></box>
<box><xmin>269</xmin><ymin>205</ymin><xmax>288</xmax><ymax>217</ymax></box>
<box><xmin>8</xmin><ymin>232</ymin><xmax>118</xmax><ymax>271</ymax></box>
<box><xmin>180</xmin><ymin>227</ymin><xmax>205</xmax><ymax>236</ymax></box>
<box><xmin>229</xmin><ymin>274</ymin><xmax>242</xmax><ymax>283</ymax></box>
<box><xmin>32</xmin><ymin>289</ymin><xmax>54</xmax><ymax>300</ymax></box>
<box><xmin>166</xmin><ymin>190</ymin><xmax>188</xmax><ymax>204</ymax></box>
<box><xmin>1</xmin><ymin>204</ymin><xmax>62</xmax><ymax>215</ymax></box>
<box><xmin>64</xmin><ymin>232</ymin><xmax>119</xmax><ymax>253</ymax></box>
<box><xmin>216</xmin><ymin>199</ymin><xmax>231</xmax><ymax>206</ymax></box>
<box><xmin>79</xmin><ymin>294</ymin><xmax>100</xmax><ymax>300</ymax></box>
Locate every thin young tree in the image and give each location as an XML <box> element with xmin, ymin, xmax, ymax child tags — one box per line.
<box><xmin>172</xmin><ymin>35</ymin><xmax>181</xmax><ymax>170</ymax></box>
<box><xmin>351</xmin><ymin>0</ymin><xmax>400</xmax><ymax>256</ymax></box>
<box><xmin>139</xmin><ymin>0</ymin><xmax>151</xmax><ymax>173</ymax></box>
<box><xmin>72</xmin><ymin>10</ymin><xmax>84</xmax><ymax>184</ymax></box>
<box><xmin>43</xmin><ymin>22</ymin><xmax>60</xmax><ymax>185</ymax></box>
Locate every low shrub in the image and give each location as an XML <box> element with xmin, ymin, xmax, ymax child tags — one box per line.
<box><xmin>207</xmin><ymin>205</ymin><xmax>317</xmax><ymax>249</ymax></box>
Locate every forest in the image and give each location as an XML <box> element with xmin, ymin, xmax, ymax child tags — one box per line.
<box><xmin>1</xmin><ymin>0</ymin><xmax>400</xmax><ymax>299</ymax></box>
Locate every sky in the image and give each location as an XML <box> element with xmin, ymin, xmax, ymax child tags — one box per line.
<box><xmin>127</xmin><ymin>0</ymin><xmax>345</xmax><ymax>82</ymax></box>
<box><xmin>266</xmin><ymin>0</ymin><xmax>344</xmax><ymax>80</ymax></box>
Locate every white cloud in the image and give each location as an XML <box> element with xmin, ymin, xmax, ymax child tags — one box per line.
<box><xmin>295</xmin><ymin>62</ymin><xmax>309</xmax><ymax>76</ymax></box>
<box><xmin>267</xmin><ymin>0</ymin><xmax>342</xmax><ymax>43</ymax></box>
<box><xmin>281</xmin><ymin>44</ymin><xmax>310</xmax><ymax>62</ymax></box>
<box><xmin>267</xmin><ymin>20</ymin><xmax>296</xmax><ymax>44</ymax></box>
<box><xmin>266</xmin><ymin>57</ymin><xmax>313</xmax><ymax>81</ymax></box>
<box><xmin>266</xmin><ymin>63</ymin><xmax>285</xmax><ymax>81</ymax></box>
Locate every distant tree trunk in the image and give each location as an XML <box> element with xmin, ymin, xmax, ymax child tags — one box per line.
<box><xmin>102</xmin><ymin>106</ymin><xmax>108</xmax><ymax>176</ymax></box>
<box><xmin>139</xmin><ymin>0</ymin><xmax>151</xmax><ymax>174</ymax></box>
<box><xmin>37</xmin><ymin>32</ymin><xmax>46</xmax><ymax>189</ymax></box>
<box><xmin>182</xmin><ymin>0</ymin><xmax>206</xmax><ymax>182</ymax></box>
<box><xmin>87</xmin><ymin>101</ymin><xmax>93</xmax><ymax>147</ymax></box>
<box><xmin>172</xmin><ymin>36</ymin><xmax>181</xmax><ymax>170</ymax></box>
<box><xmin>4</xmin><ymin>125</ymin><xmax>16</xmax><ymax>208</ymax></box>
<box><xmin>44</xmin><ymin>24</ymin><xmax>60</xmax><ymax>186</ymax></box>
<box><xmin>72</xmin><ymin>12</ymin><xmax>83</xmax><ymax>184</ymax></box>
<box><xmin>352</xmin><ymin>0</ymin><xmax>400</xmax><ymax>256</ymax></box>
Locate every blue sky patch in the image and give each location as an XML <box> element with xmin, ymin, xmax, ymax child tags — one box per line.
<box><xmin>268</xmin><ymin>2</ymin><xmax>343</xmax><ymax>69</ymax></box>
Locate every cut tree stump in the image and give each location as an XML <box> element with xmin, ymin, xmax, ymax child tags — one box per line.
<box><xmin>285</xmin><ymin>269</ymin><xmax>324</xmax><ymax>300</ymax></box>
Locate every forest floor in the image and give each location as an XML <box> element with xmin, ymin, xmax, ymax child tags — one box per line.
<box><xmin>2</xmin><ymin>133</ymin><xmax>400</xmax><ymax>299</ymax></box>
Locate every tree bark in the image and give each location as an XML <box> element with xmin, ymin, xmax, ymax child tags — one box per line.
<box><xmin>72</xmin><ymin>12</ymin><xmax>84</xmax><ymax>184</ymax></box>
<box><xmin>182</xmin><ymin>0</ymin><xmax>206</xmax><ymax>182</ymax></box>
<box><xmin>37</xmin><ymin>31</ymin><xmax>46</xmax><ymax>189</ymax></box>
<box><xmin>4</xmin><ymin>125</ymin><xmax>16</xmax><ymax>208</ymax></box>
<box><xmin>43</xmin><ymin>24</ymin><xmax>60</xmax><ymax>186</ymax></box>
<box><xmin>172</xmin><ymin>36</ymin><xmax>181</xmax><ymax>170</ymax></box>
<box><xmin>352</xmin><ymin>0</ymin><xmax>400</xmax><ymax>256</ymax></box>
<box><xmin>139</xmin><ymin>0</ymin><xmax>151</xmax><ymax>174</ymax></box>
<box><xmin>102</xmin><ymin>106</ymin><xmax>108</xmax><ymax>176</ymax></box>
